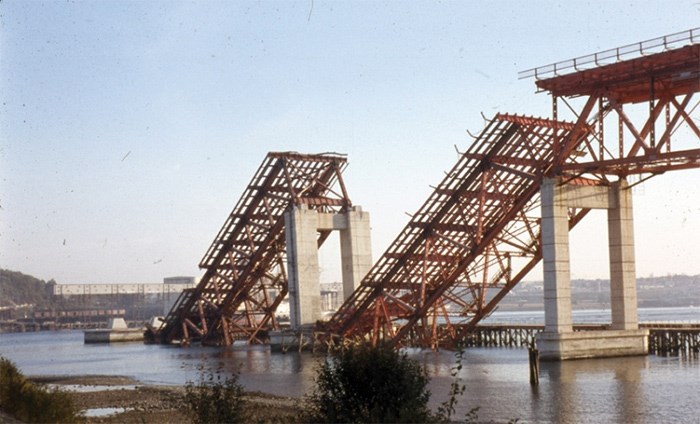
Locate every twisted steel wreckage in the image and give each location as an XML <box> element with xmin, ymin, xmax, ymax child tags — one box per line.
<box><xmin>147</xmin><ymin>29</ymin><xmax>700</xmax><ymax>355</ymax></box>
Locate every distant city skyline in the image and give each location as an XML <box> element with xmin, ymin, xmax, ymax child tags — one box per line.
<box><xmin>2</xmin><ymin>1</ymin><xmax>699</xmax><ymax>284</ymax></box>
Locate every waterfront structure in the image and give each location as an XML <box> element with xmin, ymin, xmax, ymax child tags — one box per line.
<box><xmin>323</xmin><ymin>28</ymin><xmax>700</xmax><ymax>358</ymax></box>
<box><xmin>153</xmin><ymin>29</ymin><xmax>700</xmax><ymax>358</ymax></box>
<box><xmin>152</xmin><ymin>152</ymin><xmax>361</xmax><ymax>346</ymax></box>
<box><xmin>51</xmin><ymin>277</ymin><xmax>196</xmax><ymax>297</ymax></box>
<box><xmin>49</xmin><ymin>277</ymin><xmax>196</xmax><ymax>321</ymax></box>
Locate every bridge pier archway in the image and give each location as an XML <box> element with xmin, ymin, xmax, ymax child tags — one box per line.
<box><xmin>285</xmin><ymin>204</ymin><xmax>372</xmax><ymax>330</ymax></box>
<box><xmin>537</xmin><ymin>177</ymin><xmax>649</xmax><ymax>360</ymax></box>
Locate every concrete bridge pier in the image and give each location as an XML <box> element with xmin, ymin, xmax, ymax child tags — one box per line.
<box><xmin>536</xmin><ymin>177</ymin><xmax>648</xmax><ymax>360</ymax></box>
<box><xmin>284</xmin><ymin>205</ymin><xmax>372</xmax><ymax>331</ymax></box>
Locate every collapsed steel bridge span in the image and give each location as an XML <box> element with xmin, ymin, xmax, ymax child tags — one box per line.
<box><xmin>153</xmin><ymin>28</ymin><xmax>700</xmax><ymax>350</ymax></box>
<box><xmin>149</xmin><ymin>152</ymin><xmax>353</xmax><ymax>346</ymax></box>
<box><xmin>321</xmin><ymin>28</ymin><xmax>700</xmax><ymax>349</ymax></box>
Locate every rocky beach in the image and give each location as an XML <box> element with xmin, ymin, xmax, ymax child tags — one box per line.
<box><xmin>23</xmin><ymin>375</ymin><xmax>302</xmax><ymax>424</ymax></box>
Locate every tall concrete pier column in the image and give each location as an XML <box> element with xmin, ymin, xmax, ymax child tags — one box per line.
<box><xmin>608</xmin><ymin>179</ymin><xmax>639</xmax><ymax>330</ymax></box>
<box><xmin>541</xmin><ymin>178</ymin><xmax>573</xmax><ymax>334</ymax></box>
<box><xmin>284</xmin><ymin>205</ymin><xmax>372</xmax><ymax>330</ymax></box>
<box><xmin>285</xmin><ymin>205</ymin><xmax>322</xmax><ymax>330</ymax></box>
<box><xmin>339</xmin><ymin>206</ymin><xmax>373</xmax><ymax>300</ymax></box>
<box><xmin>536</xmin><ymin>177</ymin><xmax>648</xmax><ymax>360</ymax></box>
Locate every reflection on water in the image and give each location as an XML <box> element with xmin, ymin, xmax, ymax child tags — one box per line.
<box><xmin>1</xmin><ymin>308</ymin><xmax>699</xmax><ymax>423</ymax></box>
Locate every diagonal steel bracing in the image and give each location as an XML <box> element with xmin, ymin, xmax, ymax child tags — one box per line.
<box><xmin>323</xmin><ymin>28</ymin><xmax>700</xmax><ymax>349</ymax></box>
<box><xmin>154</xmin><ymin>152</ymin><xmax>352</xmax><ymax>346</ymax></box>
<box><xmin>321</xmin><ymin>114</ymin><xmax>591</xmax><ymax>348</ymax></box>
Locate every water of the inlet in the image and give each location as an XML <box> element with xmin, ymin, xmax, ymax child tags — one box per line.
<box><xmin>1</xmin><ymin>307</ymin><xmax>698</xmax><ymax>424</ymax></box>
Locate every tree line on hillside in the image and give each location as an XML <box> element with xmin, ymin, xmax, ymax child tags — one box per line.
<box><xmin>0</xmin><ymin>269</ymin><xmax>55</xmax><ymax>310</ymax></box>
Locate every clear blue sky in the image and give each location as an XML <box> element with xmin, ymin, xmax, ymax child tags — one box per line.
<box><xmin>1</xmin><ymin>1</ymin><xmax>699</xmax><ymax>284</ymax></box>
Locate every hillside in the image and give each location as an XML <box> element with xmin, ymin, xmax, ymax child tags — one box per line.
<box><xmin>499</xmin><ymin>274</ymin><xmax>700</xmax><ymax>310</ymax></box>
<box><xmin>0</xmin><ymin>269</ymin><xmax>55</xmax><ymax>310</ymax></box>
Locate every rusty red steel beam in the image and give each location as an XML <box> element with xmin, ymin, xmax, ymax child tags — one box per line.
<box><xmin>323</xmin><ymin>34</ymin><xmax>700</xmax><ymax>349</ymax></box>
<box><xmin>155</xmin><ymin>152</ymin><xmax>352</xmax><ymax>346</ymax></box>
<box><xmin>321</xmin><ymin>113</ymin><xmax>590</xmax><ymax>348</ymax></box>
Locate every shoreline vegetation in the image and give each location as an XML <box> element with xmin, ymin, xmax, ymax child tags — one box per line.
<box><xmin>13</xmin><ymin>375</ymin><xmax>304</xmax><ymax>424</ymax></box>
<box><xmin>1</xmin><ymin>344</ymin><xmax>471</xmax><ymax>423</ymax></box>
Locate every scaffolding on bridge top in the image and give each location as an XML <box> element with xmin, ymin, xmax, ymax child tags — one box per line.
<box><xmin>519</xmin><ymin>27</ymin><xmax>700</xmax><ymax>81</ymax></box>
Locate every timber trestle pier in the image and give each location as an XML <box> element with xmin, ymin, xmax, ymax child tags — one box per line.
<box><xmin>452</xmin><ymin>324</ymin><xmax>700</xmax><ymax>357</ymax></box>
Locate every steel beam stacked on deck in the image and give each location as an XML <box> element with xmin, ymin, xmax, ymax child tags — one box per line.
<box><xmin>155</xmin><ymin>152</ymin><xmax>351</xmax><ymax>346</ymax></box>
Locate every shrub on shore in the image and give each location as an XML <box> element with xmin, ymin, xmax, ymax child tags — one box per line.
<box><xmin>302</xmin><ymin>343</ymin><xmax>433</xmax><ymax>423</ymax></box>
<box><xmin>0</xmin><ymin>356</ymin><xmax>82</xmax><ymax>423</ymax></box>
<box><xmin>185</xmin><ymin>367</ymin><xmax>244</xmax><ymax>424</ymax></box>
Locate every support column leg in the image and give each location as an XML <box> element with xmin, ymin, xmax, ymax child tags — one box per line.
<box><xmin>541</xmin><ymin>178</ymin><xmax>573</xmax><ymax>334</ymax></box>
<box><xmin>285</xmin><ymin>205</ymin><xmax>322</xmax><ymax>330</ymax></box>
<box><xmin>339</xmin><ymin>206</ymin><xmax>373</xmax><ymax>301</ymax></box>
<box><xmin>608</xmin><ymin>179</ymin><xmax>639</xmax><ymax>330</ymax></box>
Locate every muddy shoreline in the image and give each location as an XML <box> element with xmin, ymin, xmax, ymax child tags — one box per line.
<box><xmin>27</xmin><ymin>375</ymin><xmax>303</xmax><ymax>423</ymax></box>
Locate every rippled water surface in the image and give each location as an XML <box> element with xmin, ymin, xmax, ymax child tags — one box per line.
<box><xmin>1</xmin><ymin>307</ymin><xmax>698</xmax><ymax>423</ymax></box>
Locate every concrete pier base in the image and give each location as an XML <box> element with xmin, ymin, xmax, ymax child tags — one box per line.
<box><xmin>537</xmin><ymin>329</ymin><xmax>649</xmax><ymax>360</ymax></box>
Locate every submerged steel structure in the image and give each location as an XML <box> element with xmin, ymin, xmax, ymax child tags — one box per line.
<box><xmin>321</xmin><ymin>28</ymin><xmax>700</xmax><ymax>349</ymax></box>
<box><xmin>152</xmin><ymin>152</ymin><xmax>352</xmax><ymax>346</ymax></box>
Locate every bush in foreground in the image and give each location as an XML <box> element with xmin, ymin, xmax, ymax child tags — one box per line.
<box><xmin>302</xmin><ymin>343</ymin><xmax>432</xmax><ymax>423</ymax></box>
<box><xmin>185</xmin><ymin>367</ymin><xmax>245</xmax><ymax>424</ymax></box>
<box><xmin>0</xmin><ymin>356</ymin><xmax>82</xmax><ymax>423</ymax></box>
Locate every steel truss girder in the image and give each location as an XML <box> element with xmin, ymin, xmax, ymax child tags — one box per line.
<box><xmin>321</xmin><ymin>113</ymin><xmax>592</xmax><ymax>348</ymax></box>
<box><xmin>323</xmin><ymin>40</ymin><xmax>700</xmax><ymax>350</ymax></box>
<box><xmin>552</xmin><ymin>90</ymin><xmax>700</xmax><ymax>180</ymax></box>
<box><xmin>156</xmin><ymin>152</ymin><xmax>352</xmax><ymax>346</ymax></box>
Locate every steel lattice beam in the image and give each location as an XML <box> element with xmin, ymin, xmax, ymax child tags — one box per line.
<box><xmin>320</xmin><ymin>114</ymin><xmax>591</xmax><ymax>348</ymax></box>
<box><xmin>322</xmin><ymin>29</ymin><xmax>700</xmax><ymax>349</ymax></box>
<box><xmin>153</xmin><ymin>152</ymin><xmax>352</xmax><ymax>346</ymax></box>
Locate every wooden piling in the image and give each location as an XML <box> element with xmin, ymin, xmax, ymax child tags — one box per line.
<box><xmin>528</xmin><ymin>347</ymin><xmax>539</xmax><ymax>386</ymax></box>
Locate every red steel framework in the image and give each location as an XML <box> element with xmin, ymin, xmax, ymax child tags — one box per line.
<box><xmin>152</xmin><ymin>152</ymin><xmax>352</xmax><ymax>346</ymax></box>
<box><xmin>321</xmin><ymin>28</ymin><xmax>700</xmax><ymax>349</ymax></box>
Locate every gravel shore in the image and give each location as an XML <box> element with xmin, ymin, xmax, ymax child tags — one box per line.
<box><xmin>27</xmin><ymin>375</ymin><xmax>303</xmax><ymax>424</ymax></box>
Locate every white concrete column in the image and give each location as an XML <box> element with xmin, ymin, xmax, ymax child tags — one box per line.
<box><xmin>608</xmin><ymin>179</ymin><xmax>639</xmax><ymax>330</ymax></box>
<box><xmin>285</xmin><ymin>205</ymin><xmax>322</xmax><ymax>329</ymax></box>
<box><xmin>541</xmin><ymin>178</ymin><xmax>573</xmax><ymax>333</ymax></box>
<box><xmin>339</xmin><ymin>206</ymin><xmax>373</xmax><ymax>301</ymax></box>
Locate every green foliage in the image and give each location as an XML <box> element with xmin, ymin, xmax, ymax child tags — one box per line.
<box><xmin>435</xmin><ymin>347</ymin><xmax>466</xmax><ymax>422</ymax></box>
<box><xmin>185</xmin><ymin>366</ymin><xmax>244</xmax><ymax>424</ymax></box>
<box><xmin>0</xmin><ymin>356</ymin><xmax>82</xmax><ymax>423</ymax></box>
<box><xmin>0</xmin><ymin>268</ymin><xmax>55</xmax><ymax>312</ymax></box>
<box><xmin>303</xmin><ymin>343</ymin><xmax>432</xmax><ymax>423</ymax></box>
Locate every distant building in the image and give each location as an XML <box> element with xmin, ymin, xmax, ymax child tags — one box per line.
<box><xmin>50</xmin><ymin>277</ymin><xmax>197</xmax><ymax>319</ymax></box>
